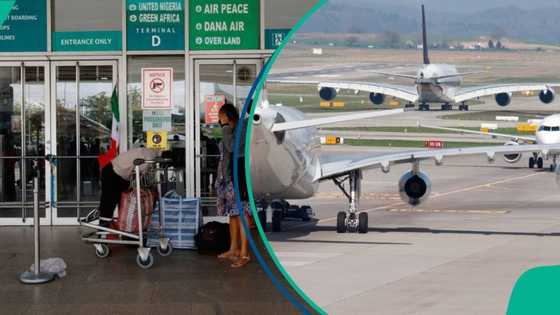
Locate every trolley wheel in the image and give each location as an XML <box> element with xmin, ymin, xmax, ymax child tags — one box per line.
<box><xmin>136</xmin><ymin>253</ymin><xmax>154</xmax><ymax>269</ymax></box>
<box><xmin>95</xmin><ymin>244</ymin><xmax>110</xmax><ymax>258</ymax></box>
<box><xmin>336</xmin><ymin>211</ymin><xmax>347</xmax><ymax>233</ymax></box>
<box><xmin>157</xmin><ymin>243</ymin><xmax>173</xmax><ymax>257</ymax></box>
<box><xmin>358</xmin><ymin>212</ymin><xmax>368</xmax><ymax>234</ymax></box>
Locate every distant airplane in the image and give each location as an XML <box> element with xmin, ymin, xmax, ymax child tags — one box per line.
<box><xmin>271</xmin><ymin>5</ymin><xmax>559</xmax><ymax>111</ymax></box>
<box><xmin>249</xmin><ymin>100</ymin><xmax>560</xmax><ymax>234</ymax></box>
<box><xmin>419</xmin><ymin>114</ymin><xmax>560</xmax><ymax>170</ymax></box>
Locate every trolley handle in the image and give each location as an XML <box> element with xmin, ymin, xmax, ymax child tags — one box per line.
<box><xmin>133</xmin><ymin>157</ymin><xmax>173</xmax><ymax>166</ymax></box>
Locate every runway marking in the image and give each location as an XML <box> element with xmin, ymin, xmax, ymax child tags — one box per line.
<box><xmin>283</xmin><ymin>172</ymin><xmax>543</xmax><ymax>231</ymax></box>
<box><xmin>273</xmin><ymin>251</ymin><xmax>342</xmax><ymax>267</ymax></box>
<box><xmin>387</xmin><ymin>208</ymin><xmax>509</xmax><ymax>214</ymax></box>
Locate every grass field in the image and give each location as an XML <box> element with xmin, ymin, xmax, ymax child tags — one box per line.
<box><xmin>438</xmin><ymin>110</ymin><xmax>548</xmax><ymax>121</ymax></box>
<box><xmin>321</xmin><ymin>126</ymin><xmax>533</xmax><ymax>136</ymax></box>
<box><xmin>344</xmin><ymin>138</ymin><xmax>503</xmax><ymax>148</ymax></box>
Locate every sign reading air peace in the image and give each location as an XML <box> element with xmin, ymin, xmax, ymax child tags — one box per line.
<box><xmin>189</xmin><ymin>0</ymin><xmax>260</xmax><ymax>50</ymax></box>
<box><xmin>0</xmin><ymin>0</ymin><xmax>46</xmax><ymax>52</ymax></box>
<box><xmin>142</xmin><ymin>68</ymin><xmax>173</xmax><ymax>110</ymax></box>
<box><xmin>126</xmin><ymin>0</ymin><xmax>184</xmax><ymax>50</ymax></box>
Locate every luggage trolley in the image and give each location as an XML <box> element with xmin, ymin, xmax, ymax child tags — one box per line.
<box><xmin>79</xmin><ymin>157</ymin><xmax>174</xmax><ymax>269</ymax></box>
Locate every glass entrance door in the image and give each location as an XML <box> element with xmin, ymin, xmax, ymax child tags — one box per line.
<box><xmin>0</xmin><ymin>63</ymin><xmax>49</xmax><ymax>225</ymax></box>
<box><xmin>51</xmin><ymin>61</ymin><xmax>117</xmax><ymax>224</ymax></box>
<box><xmin>194</xmin><ymin>59</ymin><xmax>260</xmax><ymax>215</ymax></box>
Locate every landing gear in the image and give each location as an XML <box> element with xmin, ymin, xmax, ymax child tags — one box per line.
<box><xmin>419</xmin><ymin>103</ymin><xmax>430</xmax><ymax>111</ymax></box>
<box><xmin>441</xmin><ymin>103</ymin><xmax>452</xmax><ymax>111</ymax></box>
<box><xmin>405</xmin><ymin>102</ymin><xmax>415</xmax><ymax>109</ymax></box>
<box><xmin>537</xmin><ymin>157</ymin><xmax>544</xmax><ymax>169</ymax></box>
<box><xmin>332</xmin><ymin>170</ymin><xmax>368</xmax><ymax>233</ymax></box>
<box><xmin>459</xmin><ymin>102</ymin><xmax>469</xmax><ymax>111</ymax></box>
<box><xmin>269</xmin><ymin>200</ymin><xmax>313</xmax><ymax>232</ymax></box>
<box><xmin>529</xmin><ymin>156</ymin><xmax>535</xmax><ymax>169</ymax></box>
<box><xmin>550</xmin><ymin>155</ymin><xmax>558</xmax><ymax>172</ymax></box>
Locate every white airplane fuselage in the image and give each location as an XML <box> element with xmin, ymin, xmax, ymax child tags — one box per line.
<box><xmin>535</xmin><ymin>114</ymin><xmax>560</xmax><ymax>147</ymax></box>
<box><xmin>415</xmin><ymin>63</ymin><xmax>462</xmax><ymax>104</ymax></box>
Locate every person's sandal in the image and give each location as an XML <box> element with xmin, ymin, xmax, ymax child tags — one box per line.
<box><xmin>218</xmin><ymin>251</ymin><xmax>239</xmax><ymax>260</ymax></box>
<box><xmin>231</xmin><ymin>256</ymin><xmax>250</xmax><ymax>268</ymax></box>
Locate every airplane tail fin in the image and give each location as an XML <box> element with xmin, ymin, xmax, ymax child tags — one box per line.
<box><xmin>421</xmin><ymin>4</ymin><xmax>430</xmax><ymax>65</ymax></box>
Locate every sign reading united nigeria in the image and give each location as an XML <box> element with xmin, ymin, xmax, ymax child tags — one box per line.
<box><xmin>127</xmin><ymin>0</ymin><xmax>184</xmax><ymax>50</ymax></box>
<box><xmin>189</xmin><ymin>0</ymin><xmax>260</xmax><ymax>50</ymax></box>
<box><xmin>0</xmin><ymin>0</ymin><xmax>46</xmax><ymax>52</ymax></box>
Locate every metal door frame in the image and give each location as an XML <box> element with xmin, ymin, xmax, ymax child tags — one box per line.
<box><xmin>50</xmin><ymin>60</ymin><xmax>118</xmax><ymax>225</ymax></box>
<box><xmin>0</xmin><ymin>61</ymin><xmax>50</xmax><ymax>226</ymax></box>
<box><xmin>192</xmin><ymin>58</ymin><xmax>262</xmax><ymax>203</ymax></box>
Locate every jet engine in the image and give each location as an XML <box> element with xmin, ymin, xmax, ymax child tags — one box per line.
<box><xmin>495</xmin><ymin>92</ymin><xmax>512</xmax><ymax>107</ymax></box>
<box><xmin>398</xmin><ymin>171</ymin><xmax>432</xmax><ymax>206</ymax></box>
<box><xmin>369</xmin><ymin>92</ymin><xmax>385</xmax><ymax>105</ymax></box>
<box><xmin>503</xmin><ymin>141</ymin><xmax>521</xmax><ymax>163</ymax></box>
<box><xmin>319</xmin><ymin>87</ymin><xmax>337</xmax><ymax>101</ymax></box>
<box><xmin>539</xmin><ymin>89</ymin><xmax>555</xmax><ymax>104</ymax></box>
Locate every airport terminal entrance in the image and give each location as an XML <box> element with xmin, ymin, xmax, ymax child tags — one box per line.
<box><xmin>194</xmin><ymin>59</ymin><xmax>261</xmax><ymax>215</ymax></box>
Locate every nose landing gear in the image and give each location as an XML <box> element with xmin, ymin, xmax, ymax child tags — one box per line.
<box><xmin>333</xmin><ymin>170</ymin><xmax>368</xmax><ymax>234</ymax></box>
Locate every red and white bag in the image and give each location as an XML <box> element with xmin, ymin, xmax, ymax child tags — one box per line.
<box><xmin>117</xmin><ymin>188</ymin><xmax>154</xmax><ymax>233</ymax></box>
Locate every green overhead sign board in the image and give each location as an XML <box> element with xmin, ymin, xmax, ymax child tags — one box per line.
<box><xmin>189</xmin><ymin>0</ymin><xmax>260</xmax><ymax>50</ymax></box>
<box><xmin>0</xmin><ymin>0</ymin><xmax>46</xmax><ymax>52</ymax></box>
<box><xmin>53</xmin><ymin>31</ymin><xmax>122</xmax><ymax>51</ymax></box>
<box><xmin>265</xmin><ymin>29</ymin><xmax>290</xmax><ymax>49</ymax></box>
<box><xmin>126</xmin><ymin>0</ymin><xmax>184</xmax><ymax>51</ymax></box>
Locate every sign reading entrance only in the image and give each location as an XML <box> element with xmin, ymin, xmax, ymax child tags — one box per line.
<box><xmin>142</xmin><ymin>68</ymin><xmax>173</xmax><ymax>109</ymax></box>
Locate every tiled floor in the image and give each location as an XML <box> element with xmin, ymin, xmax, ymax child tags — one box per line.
<box><xmin>0</xmin><ymin>226</ymin><xmax>304</xmax><ymax>315</ymax></box>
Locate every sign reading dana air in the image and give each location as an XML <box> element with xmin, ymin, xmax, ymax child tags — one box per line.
<box><xmin>142</xmin><ymin>68</ymin><xmax>173</xmax><ymax>110</ymax></box>
<box><xmin>204</xmin><ymin>95</ymin><xmax>226</xmax><ymax>124</ymax></box>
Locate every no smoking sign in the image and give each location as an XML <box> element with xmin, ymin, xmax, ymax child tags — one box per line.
<box><xmin>142</xmin><ymin>68</ymin><xmax>173</xmax><ymax>109</ymax></box>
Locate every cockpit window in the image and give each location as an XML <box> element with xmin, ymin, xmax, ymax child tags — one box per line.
<box><xmin>540</xmin><ymin>125</ymin><xmax>552</xmax><ymax>131</ymax></box>
<box><xmin>553</xmin><ymin>126</ymin><xmax>560</xmax><ymax>131</ymax></box>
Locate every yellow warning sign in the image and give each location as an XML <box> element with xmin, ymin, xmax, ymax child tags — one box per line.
<box><xmin>320</xmin><ymin>101</ymin><xmax>345</xmax><ymax>108</ymax></box>
<box><xmin>147</xmin><ymin>130</ymin><xmax>168</xmax><ymax>150</ymax></box>
<box><xmin>516</xmin><ymin>123</ymin><xmax>537</xmax><ymax>133</ymax></box>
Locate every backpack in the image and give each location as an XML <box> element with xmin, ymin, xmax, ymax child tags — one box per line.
<box><xmin>194</xmin><ymin>221</ymin><xmax>230</xmax><ymax>254</ymax></box>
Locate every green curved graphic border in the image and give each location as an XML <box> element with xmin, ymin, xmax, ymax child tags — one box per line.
<box><xmin>244</xmin><ymin>1</ymin><xmax>328</xmax><ymax>314</ymax></box>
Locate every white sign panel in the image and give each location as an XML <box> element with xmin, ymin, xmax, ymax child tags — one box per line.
<box><xmin>143</xmin><ymin>110</ymin><xmax>172</xmax><ymax>131</ymax></box>
<box><xmin>142</xmin><ymin>68</ymin><xmax>173</xmax><ymax>109</ymax></box>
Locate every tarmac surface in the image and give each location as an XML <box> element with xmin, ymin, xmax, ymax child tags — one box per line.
<box><xmin>267</xmin><ymin>146</ymin><xmax>560</xmax><ymax>315</ymax></box>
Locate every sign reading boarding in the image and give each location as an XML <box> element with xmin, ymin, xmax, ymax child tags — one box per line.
<box><xmin>126</xmin><ymin>0</ymin><xmax>184</xmax><ymax>50</ymax></box>
<box><xmin>142</xmin><ymin>68</ymin><xmax>173</xmax><ymax>110</ymax></box>
<box><xmin>0</xmin><ymin>0</ymin><xmax>46</xmax><ymax>52</ymax></box>
<box><xmin>189</xmin><ymin>0</ymin><xmax>260</xmax><ymax>50</ymax></box>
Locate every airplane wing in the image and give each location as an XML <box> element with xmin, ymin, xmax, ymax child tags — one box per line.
<box><xmin>418</xmin><ymin>122</ymin><xmax>537</xmax><ymax>143</ymax></box>
<box><xmin>454</xmin><ymin>84</ymin><xmax>560</xmax><ymax>103</ymax></box>
<box><xmin>268</xmin><ymin>79</ymin><xmax>419</xmax><ymax>103</ymax></box>
<box><xmin>318</xmin><ymin>143</ymin><xmax>560</xmax><ymax>180</ymax></box>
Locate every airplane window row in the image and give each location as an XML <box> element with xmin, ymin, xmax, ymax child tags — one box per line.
<box><xmin>538</xmin><ymin>126</ymin><xmax>560</xmax><ymax>131</ymax></box>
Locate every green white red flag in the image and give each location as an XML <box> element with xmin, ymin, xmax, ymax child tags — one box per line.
<box><xmin>98</xmin><ymin>85</ymin><xmax>119</xmax><ymax>169</ymax></box>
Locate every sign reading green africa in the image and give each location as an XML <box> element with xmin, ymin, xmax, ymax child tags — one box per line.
<box><xmin>0</xmin><ymin>0</ymin><xmax>46</xmax><ymax>52</ymax></box>
<box><xmin>53</xmin><ymin>31</ymin><xmax>122</xmax><ymax>51</ymax></box>
<box><xmin>189</xmin><ymin>0</ymin><xmax>260</xmax><ymax>50</ymax></box>
<box><xmin>127</xmin><ymin>0</ymin><xmax>184</xmax><ymax>51</ymax></box>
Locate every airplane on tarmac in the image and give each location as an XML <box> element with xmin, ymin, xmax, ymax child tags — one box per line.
<box><xmin>270</xmin><ymin>5</ymin><xmax>560</xmax><ymax>112</ymax></box>
<box><xmin>418</xmin><ymin>114</ymin><xmax>560</xmax><ymax>171</ymax></box>
<box><xmin>249</xmin><ymin>101</ymin><xmax>560</xmax><ymax>234</ymax></box>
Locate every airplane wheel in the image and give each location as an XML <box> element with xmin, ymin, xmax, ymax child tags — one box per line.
<box><xmin>300</xmin><ymin>206</ymin><xmax>312</xmax><ymax>222</ymax></box>
<box><xmin>551</xmin><ymin>164</ymin><xmax>556</xmax><ymax>172</ymax></box>
<box><xmin>358</xmin><ymin>212</ymin><xmax>368</xmax><ymax>234</ymax></box>
<box><xmin>272</xmin><ymin>210</ymin><xmax>282</xmax><ymax>232</ymax></box>
<box><xmin>529</xmin><ymin>157</ymin><xmax>535</xmax><ymax>169</ymax></box>
<box><xmin>336</xmin><ymin>212</ymin><xmax>347</xmax><ymax>233</ymax></box>
<box><xmin>537</xmin><ymin>157</ymin><xmax>544</xmax><ymax>169</ymax></box>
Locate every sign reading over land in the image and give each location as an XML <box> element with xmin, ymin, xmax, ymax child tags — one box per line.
<box><xmin>127</xmin><ymin>0</ymin><xmax>184</xmax><ymax>50</ymax></box>
<box><xmin>189</xmin><ymin>0</ymin><xmax>260</xmax><ymax>50</ymax></box>
<box><xmin>0</xmin><ymin>0</ymin><xmax>46</xmax><ymax>52</ymax></box>
<box><xmin>142</xmin><ymin>68</ymin><xmax>173</xmax><ymax>110</ymax></box>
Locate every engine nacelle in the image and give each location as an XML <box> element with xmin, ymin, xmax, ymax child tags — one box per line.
<box><xmin>495</xmin><ymin>92</ymin><xmax>512</xmax><ymax>107</ymax></box>
<box><xmin>369</xmin><ymin>92</ymin><xmax>385</xmax><ymax>105</ymax></box>
<box><xmin>398</xmin><ymin>171</ymin><xmax>432</xmax><ymax>206</ymax></box>
<box><xmin>502</xmin><ymin>141</ymin><xmax>522</xmax><ymax>163</ymax></box>
<box><xmin>319</xmin><ymin>87</ymin><xmax>337</xmax><ymax>101</ymax></box>
<box><xmin>539</xmin><ymin>89</ymin><xmax>555</xmax><ymax>104</ymax></box>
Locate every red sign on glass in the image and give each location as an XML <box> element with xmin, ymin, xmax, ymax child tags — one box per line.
<box><xmin>204</xmin><ymin>95</ymin><xmax>225</xmax><ymax>124</ymax></box>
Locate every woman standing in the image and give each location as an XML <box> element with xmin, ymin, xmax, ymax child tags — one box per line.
<box><xmin>215</xmin><ymin>103</ymin><xmax>251</xmax><ymax>268</ymax></box>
